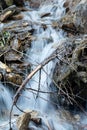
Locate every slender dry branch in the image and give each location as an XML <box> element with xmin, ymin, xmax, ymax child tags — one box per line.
<box><xmin>13</xmin><ymin>54</ymin><xmax>56</xmax><ymax>104</ymax></box>
<box><xmin>9</xmin><ymin>51</ymin><xmax>57</xmax><ymax>129</ymax></box>
<box><xmin>36</xmin><ymin>69</ymin><xmax>41</xmax><ymax>99</ymax></box>
<box><xmin>42</xmin><ymin>66</ymin><xmax>87</xmax><ymax>115</ymax></box>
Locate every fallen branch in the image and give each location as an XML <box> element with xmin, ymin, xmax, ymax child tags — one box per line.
<box><xmin>14</xmin><ymin>54</ymin><xmax>56</xmax><ymax>104</ymax></box>
<box><xmin>9</xmin><ymin>51</ymin><xmax>58</xmax><ymax>129</ymax></box>
<box><xmin>36</xmin><ymin>68</ymin><xmax>41</xmax><ymax>99</ymax></box>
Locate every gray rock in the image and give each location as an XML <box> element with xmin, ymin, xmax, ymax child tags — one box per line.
<box><xmin>74</xmin><ymin>1</ymin><xmax>87</xmax><ymax>33</ymax></box>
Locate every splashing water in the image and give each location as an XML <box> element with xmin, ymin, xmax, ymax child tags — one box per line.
<box><xmin>18</xmin><ymin>0</ymin><xmax>75</xmax><ymax>129</ymax></box>
<box><xmin>19</xmin><ymin>0</ymin><xmax>65</xmax><ymax>112</ymax></box>
<box><xmin>0</xmin><ymin>83</ymin><xmax>12</xmax><ymax>123</ymax></box>
<box><xmin>0</xmin><ymin>0</ymin><xmax>87</xmax><ymax>130</ymax></box>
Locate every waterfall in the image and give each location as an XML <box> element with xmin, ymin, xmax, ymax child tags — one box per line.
<box><xmin>17</xmin><ymin>1</ymin><xmax>74</xmax><ymax>129</ymax></box>
<box><xmin>0</xmin><ymin>83</ymin><xmax>12</xmax><ymax>123</ymax></box>
<box><xmin>18</xmin><ymin>0</ymin><xmax>65</xmax><ymax>111</ymax></box>
<box><xmin>1</xmin><ymin>0</ymin><xmax>87</xmax><ymax>130</ymax></box>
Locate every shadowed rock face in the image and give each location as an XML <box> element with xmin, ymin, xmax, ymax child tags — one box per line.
<box><xmin>62</xmin><ymin>0</ymin><xmax>87</xmax><ymax>34</ymax></box>
<box><xmin>52</xmin><ymin>0</ymin><xmax>87</xmax><ymax>111</ymax></box>
<box><xmin>53</xmin><ymin>37</ymin><xmax>87</xmax><ymax>111</ymax></box>
<box><xmin>0</xmin><ymin>0</ymin><xmax>8</xmax><ymax>9</ymax></box>
<box><xmin>74</xmin><ymin>1</ymin><xmax>87</xmax><ymax>33</ymax></box>
<box><xmin>0</xmin><ymin>0</ymin><xmax>24</xmax><ymax>9</ymax></box>
<box><xmin>0</xmin><ymin>0</ymin><xmax>54</xmax><ymax>9</ymax></box>
<box><xmin>13</xmin><ymin>0</ymin><xmax>24</xmax><ymax>6</ymax></box>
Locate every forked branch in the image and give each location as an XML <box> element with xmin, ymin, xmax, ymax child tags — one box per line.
<box><xmin>9</xmin><ymin>51</ymin><xmax>58</xmax><ymax>129</ymax></box>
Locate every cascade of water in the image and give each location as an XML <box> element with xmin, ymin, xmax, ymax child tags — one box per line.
<box><xmin>1</xmin><ymin>0</ymin><xmax>87</xmax><ymax>130</ymax></box>
<box><xmin>18</xmin><ymin>1</ymin><xmax>74</xmax><ymax>130</ymax></box>
<box><xmin>17</xmin><ymin>1</ymin><xmax>74</xmax><ymax>128</ymax></box>
<box><xmin>0</xmin><ymin>83</ymin><xmax>12</xmax><ymax>123</ymax></box>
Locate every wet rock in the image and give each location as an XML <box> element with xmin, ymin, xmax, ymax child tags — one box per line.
<box><xmin>61</xmin><ymin>0</ymin><xmax>87</xmax><ymax>34</ymax></box>
<box><xmin>74</xmin><ymin>114</ymin><xmax>80</xmax><ymax>122</ymax></box>
<box><xmin>62</xmin><ymin>23</ymin><xmax>78</xmax><ymax>34</ymax></box>
<box><xmin>4</xmin><ymin>20</ymin><xmax>32</xmax><ymax>33</ymax></box>
<box><xmin>9</xmin><ymin>62</ymin><xmax>31</xmax><ymax>75</ymax></box>
<box><xmin>11</xmin><ymin>38</ymin><xmax>21</xmax><ymax>50</ymax></box>
<box><xmin>29</xmin><ymin>1</ymin><xmax>40</xmax><ymax>9</ymax></box>
<box><xmin>0</xmin><ymin>73</ymin><xmax>2</xmax><ymax>80</ymax></box>
<box><xmin>63</xmin><ymin>0</ymin><xmax>81</xmax><ymax>12</ymax></box>
<box><xmin>60</xmin><ymin>14</ymin><xmax>76</xmax><ymax>35</ymax></box>
<box><xmin>26</xmin><ymin>0</ymin><xmax>54</xmax><ymax>9</ymax></box>
<box><xmin>41</xmin><ymin>13</ymin><xmax>51</xmax><ymax>18</ymax></box>
<box><xmin>0</xmin><ymin>61</ymin><xmax>11</xmax><ymax>73</ymax></box>
<box><xmin>63</xmin><ymin>1</ymin><xmax>69</xmax><ymax>8</ymax></box>
<box><xmin>0</xmin><ymin>20</ymin><xmax>32</xmax><ymax>88</ymax></box>
<box><xmin>0</xmin><ymin>5</ymin><xmax>17</xmax><ymax>22</ymax></box>
<box><xmin>74</xmin><ymin>0</ymin><xmax>87</xmax><ymax>33</ymax></box>
<box><xmin>77</xmin><ymin>71</ymin><xmax>87</xmax><ymax>83</ymax></box>
<box><xmin>4</xmin><ymin>50</ymin><xmax>23</xmax><ymax>62</ymax></box>
<box><xmin>63</xmin><ymin>1</ymin><xmax>70</xmax><ymax>13</ymax></box>
<box><xmin>11</xmin><ymin>13</ymin><xmax>23</xmax><ymax>20</ymax></box>
<box><xmin>70</xmin><ymin>0</ymin><xmax>82</xmax><ymax>9</ymax></box>
<box><xmin>5</xmin><ymin>73</ymin><xmax>22</xmax><ymax>85</ymax></box>
<box><xmin>17</xmin><ymin>110</ymin><xmax>40</xmax><ymax>130</ymax></box>
<box><xmin>17</xmin><ymin>112</ymin><xmax>31</xmax><ymax>130</ymax></box>
<box><xmin>0</xmin><ymin>0</ymin><xmax>24</xmax><ymax>9</ymax></box>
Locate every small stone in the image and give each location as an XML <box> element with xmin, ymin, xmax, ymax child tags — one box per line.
<box><xmin>0</xmin><ymin>73</ymin><xmax>2</xmax><ymax>80</ymax></box>
<box><xmin>11</xmin><ymin>39</ymin><xmax>21</xmax><ymax>50</ymax></box>
<box><xmin>0</xmin><ymin>61</ymin><xmax>11</xmax><ymax>73</ymax></box>
<box><xmin>17</xmin><ymin>112</ymin><xmax>31</xmax><ymax>130</ymax></box>
<box><xmin>5</xmin><ymin>73</ymin><xmax>22</xmax><ymax>85</ymax></box>
<box><xmin>74</xmin><ymin>114</ymin><xmax>80</xmax><ymax>122</ymax></box>
<box><xmin>0</xmin><ymin>5</ymin><xmax>16</xmax><ymax>22</ymax></box>
<box><xmin>11</xmin><ymin>14</ymin><xmax>23</xmax><ymax>20</ymax></box>
<box><xmin>4</xmin><ymin>50</ymin><xmax>22</xmax><ymax>62</ymax></box>
<box><xmin>63</xmin><ymin>1</ymin><xmax>69</xmax><ymax>8</ymax></box>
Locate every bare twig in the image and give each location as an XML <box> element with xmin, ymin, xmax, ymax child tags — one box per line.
<box><xmin>9</xmin><ymin>51</ymin><xmax>58</xmax><ymax>129</ymax></box>
<box><xmin>36</xmin><ymin>69</ymin><xmax>41</xmax><ymax>99</ymax></box>
<box><xmin>15</xmin><ymin>104</ymin><xmax>26</xmax><ymax>113</ymax></box>
<box><xmin>26</xmin><ymin>87</ymin><xmax>57</xmax><ymax>94</ymax></box>
<box><xmin>42</xmin><ymin>66</ymin><xmax>87</xmax><ymax>115</ymax></box>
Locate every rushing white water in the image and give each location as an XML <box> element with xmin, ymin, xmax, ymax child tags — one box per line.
<box><xmin>19</xmin><ymin>0</ymin><xmax>65</xmax><ymax>112</ymax></box>
<box><xmin>0</xmin><ymin>83</ymin><xmax>12</xmax><ymax>123</ymax></box>
<box><xmin>0</xmin><ymin>0</ymin><xmax>87</xmax><ymax>130</ymax></box>
<box><xmin>17</xmin><ymin>0</ymin><xmax>75</xmax><ymax>129</ymax></box>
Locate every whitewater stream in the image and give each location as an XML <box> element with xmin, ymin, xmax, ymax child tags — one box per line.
<box><xmin>0</xmin><ymin>0</ymin><xmax>87</xmax><ymax>130</ymax></box>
